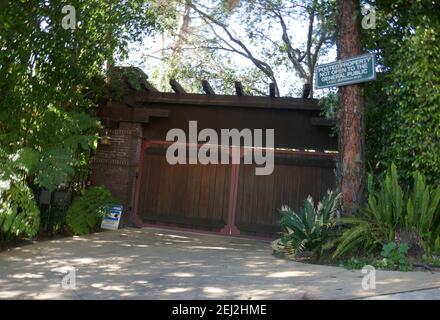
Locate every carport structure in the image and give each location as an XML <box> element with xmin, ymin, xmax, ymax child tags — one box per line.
<box><xmin>90</xmin><ymin>71</ymin><xmax>337</xmax><ymax>237</ymax></box>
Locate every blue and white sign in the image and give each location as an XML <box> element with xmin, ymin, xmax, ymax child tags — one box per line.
<box><xmin>101</xmin><ymin>205</ymin><xmax>123</xmax><ymax>230</ymax></box>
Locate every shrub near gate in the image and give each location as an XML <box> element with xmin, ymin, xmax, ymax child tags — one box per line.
<box><xmin>333</xmin><ymin>164</ymin><xmax>440</xmax><ymax>260</ymax></box>
<box><xmin>66</xmin><ymin>186</ymin><xmax>118</xmax><ymax>235</ymax></box>
<box><xmin>272</xmin><ymin>191</ymin><xmax>340</xmax><ymax>259</ymax></box>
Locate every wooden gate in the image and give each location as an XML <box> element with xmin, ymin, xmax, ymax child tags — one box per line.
<box><xmin>234</xmin><ymin>150</ymin><xmax>336</xmax><ymax>236</ymax></box>
<box><xmin>135</xmin><ymin>142</ymin><xmax>232</xmax><ymax>232</ymax></box>
<box><xmin>133</xmin><ymin>142</ymin><xmax>336</xmax><ymax>237</ymax></box>
<box><xmin>93</xmin><ymin>84</ymin><xmax>338</xmax><ymax>237</ymax></box>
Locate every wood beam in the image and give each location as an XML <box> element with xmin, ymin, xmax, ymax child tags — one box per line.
<box><xmin>302</xmin><ymin>83</ymin><xmax>312</xmax><ymax>99</ymax></box>
<box><xmin>202</xmin><ymin>80</ymin><xmax>215</xmax><ymax>95</ymax></box>
<box><xmin>133</xmin><ymin>92</ymin><xmax>321</xmax><ymax>111</ymax></box>
<box><xmin>234</xmin><ymin>81</ymin><xmax>244</xmax><ymax>96</ymax></box>
<box><xmin>170</xmin><ymin>79</ymin><xmax>186</xmax><ymax>94</ymax></box>
<box><xmin>139</xmin><ymin>77</ymin><xmax>159</xmax><ymax>92</ymax></box>
<box><xmin>99</xmin><ymin>104</ymin><xmax>169</xmax><ymax>123</ymax></box>
<box><xmin>311</xmin><ymin>117</ymin><xmax>335</xmax><ymax>127</ymax></box>
<box><xmin>269</xmin><ymin>82</ymin><xmax>276</xmax><ymax>97</ymax></box>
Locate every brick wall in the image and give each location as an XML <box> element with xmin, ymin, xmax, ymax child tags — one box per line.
<box><xmin>90</xmin><ymin>122</ymin><xmax>142</xmax><ymax>227</ymax></box>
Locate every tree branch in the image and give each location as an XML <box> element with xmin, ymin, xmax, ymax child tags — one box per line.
<box><xmin>274</xmin><ymin>9</ymin><xmax>308</xmax><ymax>81</ymax></box>
<box><xmin>189</xmin><ymin>2</ymin><xmax>280</xmax><ymax>96</ymax></box>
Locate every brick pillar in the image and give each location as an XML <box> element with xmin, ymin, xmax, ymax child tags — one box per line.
<box><xmin>89</xmin><ymin>122</ymin><xmax>143</xmax><ymax>227</ymax></box>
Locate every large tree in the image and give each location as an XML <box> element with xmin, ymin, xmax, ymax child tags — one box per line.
<box><xmin>0</xmin><ymin>0</ymin><xmax>160</xmax><ymax>239</ymax></box>
<box><xmin>336</xmin><ymin>0</ymin><xmax>366</xmax><ymax>215</ymax></box>
<box><xmin>147</xmin><ymin>0</ymin><xmax>336</xmax><ymax>96</ymax></box>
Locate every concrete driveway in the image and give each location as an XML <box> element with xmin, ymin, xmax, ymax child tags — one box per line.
<box><xmin>1</xmin><ymin>227</ymin><xmax>440</xmax><ymax>300</ymax></box>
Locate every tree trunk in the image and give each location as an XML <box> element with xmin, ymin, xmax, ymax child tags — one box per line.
<box><xmin>336</xmin><ymin>0</ymin><xmax>366</xmax><ymax>215</ymax></box>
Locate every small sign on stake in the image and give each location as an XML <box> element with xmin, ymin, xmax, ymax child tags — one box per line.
<box><xmin>101</xmin><ymin>205</ymin><xmax>123</xmax><ymax>230</ymax></box>
<box><xmin>315</xmin><ymin>53</ymin><xmax>376</xmax><ymax>89</ymax></box>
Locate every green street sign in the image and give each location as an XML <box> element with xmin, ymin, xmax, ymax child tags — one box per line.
<box><xmin>315</xmin><ymin>53</ymin><xmax>376</xmax><ymax>89</ymax></box>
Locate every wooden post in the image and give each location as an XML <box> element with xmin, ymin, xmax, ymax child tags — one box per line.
<box><xmin>302</xmin><ymin>83</ymin><xmax>312</xmax><ymax>99</ymax></box>
<box><xmin>170</xmin><ymin>79</ymin><xmax>186</xmax><ymax>93</ymax></box>
<box><xmin>140</xmin><ymin>79</ymin><xmax>159</xmax><ymax>92</ymax></box>
<box><xmin>336</xmin><ymin>0</ymin><xmax>366</xmax><ymax>215</ymax></box>
<box><xmin>234</xmin><ymin>81</ymin><xmax>244</xmax><ymax>96</ymax></box>
<box><xmin>202</xmin><ymin>80</ymin><xmax>215</xmax><ymax>95</ymax></box>
<box><xmin>269</xmin><ymin>82</ymin><xmax>276</xmax><ymax>97</ymax></box>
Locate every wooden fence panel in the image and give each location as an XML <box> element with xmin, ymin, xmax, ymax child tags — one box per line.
<box><xmin>234</xmin><ymin>151</ymin><xmax>336</xmax><ymax>236</ymax></box>
<box><xmin>136</xmin><ymin>143</ymin><xmax>336</xmax><ymax>237</ymax></box>
<box><xmin>137</xmin><ymin>145</ymin><xmax>231</xmax><ymax>230</ymax></box>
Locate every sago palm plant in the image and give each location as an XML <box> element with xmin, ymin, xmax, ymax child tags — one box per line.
<box><xmin>274</xmin><ymin>190</ymin><xmax>340</xmax><ymax>258</ymax></box>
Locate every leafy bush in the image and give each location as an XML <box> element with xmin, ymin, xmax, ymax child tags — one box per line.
<box><xmin>405</xmin><ymin>172</ymin><xmax>440</xmax><ymax>255</ymax></box>
<box><xmin>331</xmin><ymin>214</ymin><xmax>383</xmax><ymax>259</ymax></box>
<box><xmin>339</xmin><ymin>257</ymin><xmax>375</xmax><ymax>270</ymax></box>
<box><xmin>376</xmin><ymin>242</ymin><xmax>412</xmax><ymax>271</ymax></box>
<box><xmin>273</xmin><ymin>191</ymin><xmax>340</xmax><ymax>258</ymax></box>
<box><xmin>66</xmin><ymin>186</ymin><xmax>117</xmax><ymax>235</ymax></box>
<box><xmin>334</xmin><ymin>164</ymin><xmax>440</xmax><ymax>259</ymax></box>
<box><xmin>0</xmin><ymin>182</ymin><xmax>40</xmax><ymax>242</ymax></box>
<box><xmin>367</xmin><ymin>163</ymin><xmax>405</xmax><ymax>242</ymax></box>
<box><xmin>365</xmin><ymin>17</ymin><xmax>440</xmax><ymax>186</ymax></box>
<box><xmin>421</xmin><ymin>255</ymin><xmax>440</xmax><ymax>267</ymax></box>
<box><xmin>339</xmin><ymin>243</ymin><xmax>412</xmax><ymax>272</ymax></box>
<box><xmin>333</xmin><ymin>165</ymin><xmax>403</xmax><ymax>259</ymax></box>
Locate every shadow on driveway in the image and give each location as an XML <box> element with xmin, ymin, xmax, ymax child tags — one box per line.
<box><xmin>1</xmin><ymin>227</ymin><xmax>440</xmax><ymax>299</ymax></box>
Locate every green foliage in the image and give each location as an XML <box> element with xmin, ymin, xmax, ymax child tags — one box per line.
<box><xmin>334</xmin><ymin>164</ymin><xmax>440</xmax><ymax>259</ymax></box>
<box><xmin>318</xmin><ymin>91</ymin><xmax>338</xmax><ymax>135</ymax></box>
<box><xmin>318</xmin><ymin>92</ymin><xmax>338</xmax><ymax>120</ymax></box>
<box><xmin>405</xmin><ymin>172</ymin><xmax>440</xmax><ymax>255</ymax></box>
<box><xmin>0</xmin><ymin>146</ymin><xmax>40</xmax><ymax>242</ymax></box>
<box><xmin>0</xmin><ymin>1</ymin><xmax>158</xmax><ymax>190</ymax></box>
<box><xmin>275</xmin><ymin>191</ymin><xmax>340</xmax><ymax>258</ymax></box>
<box><xmin>148</xmin><ymin>0</ymin><xmax>336</xmax><ymax>96</ymax></box>
<box><xmin>376</xmin><ymin>242</ymin><xmax>412</xmax><ymax>271</ymax></box>
<box><xmin>421</xmin><ymin>255</ymin><xmax>440</xmax><ymax>267</ymax></box>
<box><xmin>339</xmin><ymin>257</ymin><xmax>375</xmax><ymax>270</ymax></box>
<box><xmin>383</xmin><ymin>26</ymin><xmax>440</xmax><ymax>186</ymax></box>
<box><xmin>364</xmin><ymin>1</ymin><xmax>440</xmax><ymax>186</ymax></box>
<box><xmin>0</xmin><ymin>182</ymin><xmax>40</xmax><ymax>242</ymax></box>
<box><xmin>366</xmin><ymin>163</ymin><xmax>405</xmax><ymax>242</ymax></box>
<box><xmin>334</xmin><ymin>164</ymin><xmax>405</xmax><ymax>260</ymax></box>
<box><xmin>332</xmin><ymin>215</ymin><xmax>382</xmax><ymax>259</ymax></box>
<box><xmin>66</xmin><ymin>187</ymin><xmax>118</xmax><ymax>236</ymax></box>
<box><xmin>0</xmin><ymin>1</ymin><xmax>158</xmax><ymax>241</ymax></box>
<box><xmin>0</xmin><ymin>111</ymin><xmax>99</xmax><ymax>192</ymax></box>
<box><xmin>339</xmin><ymin>242</ymin><xmax>412</xmax><ymax>272</ymax></box>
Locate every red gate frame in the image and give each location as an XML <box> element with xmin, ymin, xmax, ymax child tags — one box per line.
<box><xmin>132</xmin><ymin>140</ymin><xmax>244</xmax><ymax>237</ymax></box>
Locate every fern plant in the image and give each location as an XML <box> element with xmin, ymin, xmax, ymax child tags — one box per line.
<box><xmin>332</xmin><ymin>214</ymin><xmax>383</xmax><ymax>259</ymax></box>
<box><xmin>66</xmin><ymin>186</ymin><xmax>117</xmax><ymax>235</ymax></box>
<box><xmin>334</xmin><ymin>163</ymin><xmax>440</xmax><ymax>259</ymax></box>
<box><xmin>405</xmin><ymin>171</ymin><xmax>440</xmax><ymax>254</ymax></box>
<box><xmin>0</xmin><ymin>182</ymin><xmax>40</xmax><ymax>242</ymax></box>
<box><xmin>367</xmin><ymin>163</ymin><xmax>405</xmax><ymax>242</ymax></box>
<box><xmin>275</xmin><ymin>190</ymin><xmax>340</xmax><ymax>258</ymax></box>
